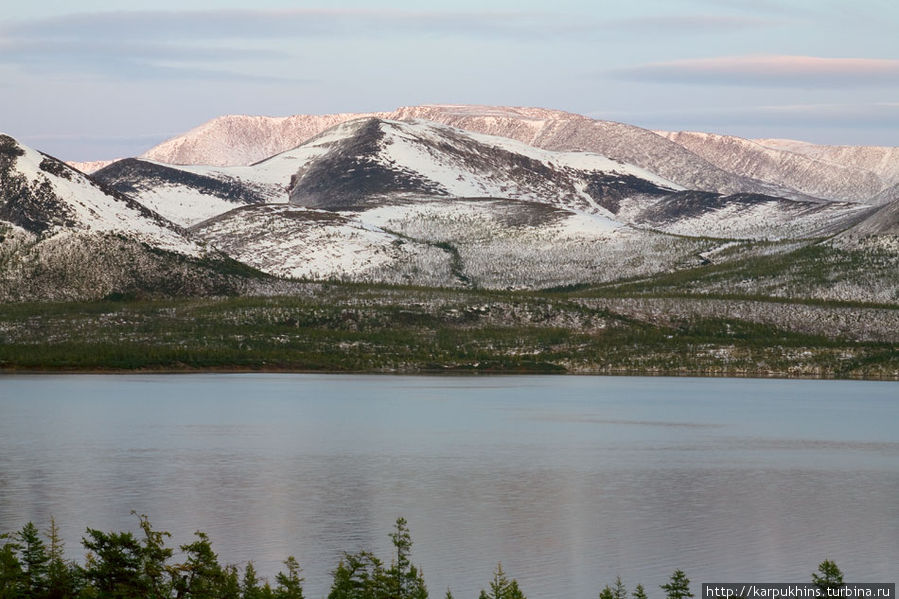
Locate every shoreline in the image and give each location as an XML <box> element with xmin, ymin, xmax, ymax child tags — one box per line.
<box><xmin>3</xmin><ymin>366</ymin><xmax>897</xmax><ymax>382</ymax></box>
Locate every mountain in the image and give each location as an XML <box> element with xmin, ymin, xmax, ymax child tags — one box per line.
<box><xmin>139</xmin><ymin>105</ymin><xmax>818</xmax><ymax>200</ymax></box>
<box><xmin>97</xmin><ymin>117</ymin><xmax>680</xmax><ymax>225</ymax></box>
<box><xmin>94</xmin><ymin>117</ymin><xmax>870</xmax><ymax>288</ymax></box>
<box><xmin>0</xmin><ymin>134</ymin><xmax>258</xmax><ymax>301</ymax></box>
<box><xmin>658</xmin><ymin>131</ymin><xmax>886</xmax><ymax>203</ymax></box>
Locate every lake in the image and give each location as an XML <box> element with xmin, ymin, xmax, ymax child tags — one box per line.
<box><xmin>1</xmin><ymin>375</ymin><xmax>897</xmax><ymax>597</ymax></box>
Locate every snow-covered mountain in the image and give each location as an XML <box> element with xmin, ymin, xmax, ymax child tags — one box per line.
<box><xmin>97</xmin><ymin>118</ymin><xmax>680</xmax><ymax>226</ymax></box>
<box><xmin>658</xmin><ymin>131</ymin><xmax>886</xmax><ymax>203</ymax></box>
<box><xmin>90</xmin><ymin>117</ymin><xmax>870</xmax><ymax>287</ymax></box>
<box><xmin>139</xmin><ymin>105</ymin><xmax>820</xmax><ymax>200</ymax></box>
<box><xmin>0</xmin><ymin>134</ymin><xmax>256</xmax><ymax>301</ymax></box>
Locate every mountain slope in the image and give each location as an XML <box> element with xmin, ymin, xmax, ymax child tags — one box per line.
<box><xmin>286</xmin><ymin>118</ymin><xmax>678</xmax><ymax>214</ymax></box>
<box><xmin>139</xmin><ymin>105</ymin><xmax>816</xmax><ymax>200</ymax></box>
<box><xmin>659</xmin><ymin>131</ymin><xmax>885</xmax><ymax>203</ymax></box>
<box><xmin>755</xmin><ymin>138</ymin><xmax>899</xmax><ymax>189</ymax></box>
<box><xmin>0</xmin><ymin>134</ymin><xmax>260</xmax><ymax>301</ymax></box>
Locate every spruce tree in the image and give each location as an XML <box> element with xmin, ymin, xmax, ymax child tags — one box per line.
<box><xmin>174</xmin><ymin>532</ymin><xmax>224</xmax><ymax>599</ymax></box>
<box><xmin>812</xmin><ymin>561</ymin><xmax>844</xmax><ymax>595</ymax></box>
<box><xmin>242</xmin><ymin>562</ymin><xmax>263</xmax><ymax>599</ymax></box>
<box><xmin>18</xmin><ymin>522</ymin><xmax>50</xmax><ymax>597</ymax></box>
<box><xmin>660</xmin><ymin>571</ymin><xmax>692</xmax><ymax>599</ymax></box>
<box><xmin>478</xmin><ymin>563</ymin><xmax>526</xmax><ymax>599</ymax></box>
<box><xmin>613</xmin><ymin>577</ymin><xmax>628</xmax><ymax>599</ymax></box>
<box><xmin>633</xmin><ymin>584</ymin><xmax>648</xmax><ymax>599</ymax></box>
<box><xmin>81</xmin><ymin>528</ymin><xmax>147</xmax><ymax>599</ymax></box>
<box><xmin>387</xmin><ymin>518</ymin><xmax>427</xmax><ymax>599</ymax></box>
<box><xmin>45</xmin><ymin>518</ymin><xmax>78</xmax><ymax>599</ymax></box>
<box><xmin>221</xmin><ymin>566</ymin><xmax>241</xmax><ymax>599</ymax></box>
<box><xmin>327</xmin><ymin>551</ymin><xmax>386</xmax><ymax>599</ymax></box>
<box><xmin>273</xmin><ymin>557</ymin><xmax>304</xmax><ymax>599</ymax></box>
<box><xmin>0</xmin><ymin>533</ymin><xmax>24</xmax><ymax>599</ymax></box>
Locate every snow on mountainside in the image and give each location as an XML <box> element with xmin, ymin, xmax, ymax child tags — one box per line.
<box><xmin>287</xmin><ymin>118</ymin><xmax>680</xmax><ymax>215</ymax></box>
<box><xmin>659</xmin><ymin>131</ymin><xmax>885</xmax><ymax>203</ymax></box>
<box><xmin>142</xmin><ymin>111</ymin><xmax>389</xmax><ymax>167</ymax></box>
<box><xmin>0</xmin><ymin>134</ymin><xmax>201</xmax><ymax>255</ymax></box>
<box><xmin>67</xmin><ymin>159</ymin><xmax>117</xmax><ymax>174</ymax></box>
<box><xmin>139</xmin><ymin>104</ymin><xmax>816</xmax><ymax>200</ymax></box>
<box><xmin>191</xmin><ymin>197</ymin><xmax>718</xmax><ymax>289</ymax></box>
<box><xmin>755</xmin><ymin>138</ymin><xmax>899</xmax><ymax>189</ymax></box>
<box><xmin>97</xmin><ymin>118</ymin><xmax>681</xmax><ymax>227</ymax></box>
<box><xmin>0</xmin><ymin>134</ymin><xmax>267</xmax><ymax>301</ymax></box>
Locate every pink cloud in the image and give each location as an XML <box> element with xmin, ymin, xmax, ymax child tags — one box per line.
<box><xmin>615</xmin><ymin>55</ymin><xmax>899</xmax><ymax>87</ymax></box>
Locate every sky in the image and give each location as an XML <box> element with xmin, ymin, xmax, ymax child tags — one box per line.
<box><xmin>1</xmin><ymin>0</ymin><xmax>897</xmax><ymax>161</ymax></box>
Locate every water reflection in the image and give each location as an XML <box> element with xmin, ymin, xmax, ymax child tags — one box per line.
<box><xmin>0</xmin><ymin>375</ymin><xmax>897</xmax><ymax>598</ymax></box>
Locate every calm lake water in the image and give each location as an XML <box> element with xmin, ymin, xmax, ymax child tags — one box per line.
<box><xmin>1</xmin><ymin>375</ymin><xmax>897</xmax><ymax>597</ymax></box>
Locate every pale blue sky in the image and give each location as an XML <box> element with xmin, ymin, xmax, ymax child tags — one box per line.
<box><xmin>2</xmin><ymin>0</ymin><xmax>897</xmax><ymax>160</ymax></box>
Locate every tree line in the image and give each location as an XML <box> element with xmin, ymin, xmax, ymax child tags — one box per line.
<box><xmin>0</xmin><ymin>515</ymin><xmax>846</xmax><ymax>599</ymax></box>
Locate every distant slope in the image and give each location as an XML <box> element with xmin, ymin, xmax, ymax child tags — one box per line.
<box><xmin>142</xmin><ymin>111</ymin><xmax>389</xmax><ymax>166</ymax></box>
<box><xmin>659</xmin><ymin>131</ymin><xmax>885</xmax><ymax>203</ymax></box>
<box><xmin>67</xmin><ymin>159</ymin><xmax>117</xmax><ymax>174</ymax></box>
<box><xmin>836</xmin><ymin>197</ymin><xmax>899</xmax><ymax>242</ymax></box>
<box><xmin>756</xmin><ymin>138</ymin><xmax>899</xmax><ymax>189</ymax></box>
<box><xmin>139</xmin><ymin>104</ymin><xmax>814</xmax><ymax>200</ymax></box>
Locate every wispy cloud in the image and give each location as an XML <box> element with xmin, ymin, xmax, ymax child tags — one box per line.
<box><xmin>2</xmin><ymin>8</ymin><xmax>776</xmax><ymax>42</ymax></box>
<box><xmin>611</xmin><ymin>14</ymin><xmax>779</xmax><ymax>32</ymax></box>
<box><xmin>596</xmin><ymin>102</ymin><xmax>899</xmax><ymax>129</ymax></box>
<box><xmin>613</xmin><ymin>55</ymin><xmax>899</xmax><ymax>87</ymax></box>
<box><xmin>0</xmin><ymin>8</ymin><xmax>780</xmax><ymax>82</ymax></box>
<box><xmin>1</xmin><ymin>9</ymin><xmax>550</xmax><ymax>42</ymax></box>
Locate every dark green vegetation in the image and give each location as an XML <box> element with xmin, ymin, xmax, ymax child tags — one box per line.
<box><xmin>0</xmin><ymin>281</ymin><xmax>897</xmax><ymax>378</ymax></box>
<box><xmin>0</xmin><ymin>517</ymin><xmax>844</xmax><ymax>599</ymax></box>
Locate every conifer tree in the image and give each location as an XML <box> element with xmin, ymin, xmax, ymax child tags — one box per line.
<box><xmin>478</xmin><ymin>563</ymin><xmax>525</xmax><ymax>599</ymax></box>
<box><xmin>812</xmin><ymin>561</ymin><xmax>844</xmax><ymax>595</ymax></box>
<box><xmin>387</xmin><ymin>518</ymin><xmax>427</xmax><ymax>599</ymax></box>
<box><xmin>633</xmin><ymin>583</ymin><xmax>648</xmax><ymax>599</ymax></box>
<box><xmin>242</xmin><ymin>562</ymin><xmax>263</xmax><ymax>599</ymax></box>
<box><xmin>613</xmin><ymin>577</ymin><xmax>628</xmax><ymax>599</ymax></box>
<box><xmin>0</xmin><ymin>533</ymin><xmax>24</xmax><ymax>599</ymax></box>
<box><xmin>45</xmin><ymin>518</ymin><xmax>78</xmax><ymax>599</ymax></box>
<box><xmin>19</xmin><ymin>522</ymin><xmax>50</xmax><ymax>597</ymax></box>
<box><xmin>221</xmin><ymin>566</ymin><xmax>241</xmax><ymax>599</ymax></box>
<box><xmin>327</xmin><ymin>551</ymin><xmax>386</xmax><ymax>599</ymax></box>
<box><xmin>81</xmin><ymin>528</ymin><xmax>147</xmax><ymax>599</ymax></box>
<box><xmin>273</xmin><ymin>557</ymin><xmax>304</xmax><ymax>599</ymax></box>
<box><xmin>660</xmin><ymin>571</ymin><xmax>692</xmax><ymax>599</ymax></box>
<box><xmin>134</xmin><ymin>514</ymin><xmax>173</xmax><ymax>599</ymax></box>
<box><xmin>174</xmin><ymin>532</ymin><xmax>224</xmax><ymax>599</ymax></box>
